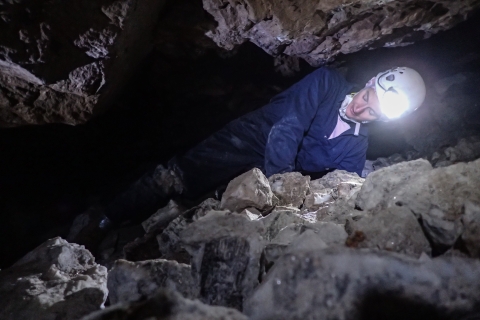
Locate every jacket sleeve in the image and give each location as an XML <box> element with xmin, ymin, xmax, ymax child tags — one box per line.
<box><xmin>335</xmin><ymin>140</ymin><xmax>368</xmax><ymax>176</ymax></box>
<box><xmin>264</xmin><ymin>68</ymin><xmax>337</xmax><ymax>177</ymax></box>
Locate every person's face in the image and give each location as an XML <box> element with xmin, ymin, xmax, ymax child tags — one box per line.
<box><xmin>345</xmin><ymin>87</ymin><xmax>381</xmax><ymax>122</ymax></box>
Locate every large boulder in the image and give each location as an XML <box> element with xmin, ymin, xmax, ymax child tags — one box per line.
<box><xmin>0</xmin><ymin>237</ymin><xmax>108</xmax><ymax>320</ymax></box>
<box><xmin>0</xmin><ymin>0</ymin><xmax>165</xmax><ymax>126</ymax></box>
<box><xmin>356</xmin><ymin>159</ymin><xmax>480</xmax><ymax>249</ymax></box>
<box><xmin>244</xmin><ymin>247</ymin><xmax>480</xmax><ymax>319</ymax></box>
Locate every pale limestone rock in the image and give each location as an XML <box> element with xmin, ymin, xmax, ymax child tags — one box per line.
<box><xmin>142</xmin><ymin>200</ymin><xmax>184</xmax><ymax>233</ymax></box>
<box><xmin>107</xmin><ymin>259</ymin><xmax>195</xmax><ymax>304</ymax></box>
<box><xmin>0</xmin><ymin>237</ymin><xmax>107</xmax><ymax>320</ymax></box>
<box><xmin>268</xmin><ymin>172</ymin><xmax>310</xmax><ymax>208</ymax></box>
<box><xmin>220</xmin><ymin>168</ymin><xmax>274</xmax><ymax>212</ymax></box>
<box><xmin>356</xmin><ymin>159</ymin><xmax>480</xmax><ymax>248</ymax></box>
<box><xmin>346</xmin><ymin>206</ymin><xmax>431</xmax><ymax>258</ymax></box>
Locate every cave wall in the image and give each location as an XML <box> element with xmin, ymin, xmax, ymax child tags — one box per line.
<box><xmin>203</xmin><ymin>0</ymin><xmax>480</xmax><ymax>66</ymax></box>
<box><xmin>0</xmin><ymin>0</ymin><xmax>164</xmax><ymax>126</ymax></box>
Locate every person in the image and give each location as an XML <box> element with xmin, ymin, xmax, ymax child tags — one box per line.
<box><xmin>69</xmin><ymin>66</ymin><xmax>426</xmax><ymax>245</ymax></box>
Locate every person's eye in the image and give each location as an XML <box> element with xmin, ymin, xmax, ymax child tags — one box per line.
<box><xmin>368</xmin><ymin>108</ymin><xmax>377</xmax><ymax>117</ymax></box>
<box><xmin>363</xmin><ymin>91</ymin><xmax>368</xmax><ymax>102</ymax></box>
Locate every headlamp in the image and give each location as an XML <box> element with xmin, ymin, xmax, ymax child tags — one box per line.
<box><xmin>380</xmin><ymin>89</ymin><xmax>409</xmax><ymax>119</ymax></box>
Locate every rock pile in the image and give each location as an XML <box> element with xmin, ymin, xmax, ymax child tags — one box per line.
<box><xmin>2</xmin><ymin>158</ymin><xmax>480</xmax><ymax>319</ymax></box>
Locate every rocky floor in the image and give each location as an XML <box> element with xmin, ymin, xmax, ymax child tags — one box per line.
<box><xmin>1</xmin><ymin>137</ymin><xmax>480</xmax><ymax>319</ymax></box>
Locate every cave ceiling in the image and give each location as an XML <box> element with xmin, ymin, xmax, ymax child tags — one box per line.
<box><xmin>0</xmin><ymin>0</ymin><xmax>479</xmax><ymax>126</ymax></box>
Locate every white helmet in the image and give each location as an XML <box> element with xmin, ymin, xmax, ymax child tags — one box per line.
<box><xmin>375</xmin><ymin>67</ymin><xmax>426</xmax><ymax>121</ymax></box>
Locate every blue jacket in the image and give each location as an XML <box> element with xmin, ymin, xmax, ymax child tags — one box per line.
<box><xmin>173</xmin><ymin>67</ymin><xmax>368</xmax><ymax>198</ymax></box>
<box><xmin>230</xmin><ymin>67</ymin><xmax>368</xmax><ymax>176</ymax></box>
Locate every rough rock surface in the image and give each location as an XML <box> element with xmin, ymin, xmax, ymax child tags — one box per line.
<box><xmin>244</xmin><ymin>247</ymin><xmax>480</xmax><ymax>319</ymax></box>
<box><xmin>461</xmin><ymin>201</ymin><xmax>480</xmax><ymax>258</ymax></box>
<box><xmin>82</xmin><ymin>289</ymin><xmax>248</xmax><ymax>320</ymax></box>
<box><xmin>268</xmin><ymin>171</ymin><xmax>310</xmax><ymax>208</ymax></box>
<box><xmin>202</xmin><ymin>0</ymin><xmax>480</xmax><ymax>66</ymax></box>
<box><xmin>220</xmin><ymin>168</ymin><xmax>274</xmax><ymax>212</ymax></box>
<box><xmin>346</xmin><ymin>206</ymin><xmax>431</xmax><ymax>258</ymax></box>
<box><xmin>0</xmin><ymin>237</ymin><xmax>108</xmax><ymax>320</ymax></box>
<box><xmin>107</xmin><ymin>259</ymin><xmax>195</xmax><ymax>304</ymax></box>
<box><xmin>0</xmin><ymin>0</ymin><xmax>165</xmax><ymax>126</ymax></box>
<box><xmin>157</xmin><ymin>198</ymin><xmax>221</xmax><ymax>262</ymax></box>
<box><xmin>180</xmin><ymin>211</ymin><xmax>266</xmax><ymax>310</ymax></box>
<box><xmin>142</xmin><ymin>200</ymin><xmax>185</xmax><ymax>234</ymax></box>
<box><xmin>357</xmin><ymin>159</ymin><xmax>480</xmax><ymax>249</ymax></box>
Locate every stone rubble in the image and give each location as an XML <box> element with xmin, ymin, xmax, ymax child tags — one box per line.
<box><xmin>6</xmin><ymin>154</ymin><xmax>480</xmax><ymax>319</ymax></box>
<box><xmin>0</xmin><ymin>237</ymin><xmax>108</xmax><ymax>320</ymax></box>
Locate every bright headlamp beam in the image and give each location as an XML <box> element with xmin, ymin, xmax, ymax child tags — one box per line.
<box><xmin>380</xmin><ymin>90</ymin><xmax>409</xmax><ymax>119</ymax></box>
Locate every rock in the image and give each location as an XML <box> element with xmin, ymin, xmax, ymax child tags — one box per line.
<box><xmin>239</xmin><ymin>207</ymin><xmax>263</xmax><ymax>220</ymax></box>
<box><xmin>97</xmin><ymin>225</ymin><xmax>146</xmax><ymax>268</ymax></box>
<box><xmin>264</xmin><ymin>221</ymin><xmax>346</xmax><ymax>265</ymax></box>
<box><xmin>259</xmin><ymin>208</ymin><xmax>306</xmax><ymax>241</ymax></box>
<box><xmin>107</xmin><ymin>259</ymin><xmax>196</xmax><ymax>304</ymax></box>
<box><xmin>346</xmin><ymin>207</ymin><xmax>431</xmax><ymax>258</ymax></box>
<box><xmin>432</xmin><ymin>136</ymin><xmax>480</xmax><ymax>168</ymax></box>
<box><xmin>356</xmin><ymin>159</ymin><xmax>480</xmax><ymax>249</ymax></box>
<box><xmin>244</xmin><ymin>247</ymin><xmax>480</xmax><ymax>319</ymax></box>
<box><xmin>202</xmin><ymin>0</ymin><xmax>479</xmax><ymax>66</ymax></box>
<box><xmin>157</xmin><ymin>198</ymin><xmax>220</xmax><ymax>262</ymax></box>
<box><xmin>315</xmin><ymin>170</ymin><xmax>364</xmax><ymax>189</ymax></box>
<box><xmin>220</xmin><ymin>168</ymin><xmax>274</xmax><ymax>212</ymax></box>
<box><xmin>0</xmin><ymin>237</ymin><xmax>107</xmax><ymax>320</ymax></box>
<box><xmin>180</xmin><ymin>211</ymin><xmax>266</xmax><ymax>310</ymax></box>
<box><xmin>82</xmin><ymin>288</ymin><xmax>248</xmax><ymax>320</ymax></box>
<box><xmin>268</xmin><ymin>172</ymin><xmax>310</xmax><ymax>208</ymax></box>
<box><xmin>461</xmin><ymin>201</ymin><xmax>480</xmax><ymax>258</ymax></box>
<box><xmin>142</xmin><ymin>200</ymin><xmax>185</xmax><ymax>233</ymax></box>
<box><xmin>0</xmin><ymin>0</ymin><xmax>165</xmax><ymax>126</ymax></box>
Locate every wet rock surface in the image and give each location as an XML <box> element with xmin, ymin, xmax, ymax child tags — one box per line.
<box><xmin>0</xmin><ymin>237</ymin><xmax>108</xmax><ymax>320</ymax></box>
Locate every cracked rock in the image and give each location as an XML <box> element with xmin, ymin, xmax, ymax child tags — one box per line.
<box><xmin>180</xmin><ymin>211</ymin><xmax>266</xmax><ymax>310</ymax></box>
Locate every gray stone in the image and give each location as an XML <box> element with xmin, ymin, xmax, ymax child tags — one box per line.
<box><xmin>356</xmin><ymin>159</ymin><xmax>480</xmax><ymax>248</ymax></box>
<box><xmin>0</xmin><ymin>237</ymin><xmax>107</xmax><ymax>320</ymax></box>
<box><xmin>157</xmin><ymin>198</ymin><xmax>220</xmax><ymax>262</ymax></box>
<box><xmin>244</xmin><ymin>247</ymin><xmax>480</xmax><ymax>319</ymax></box>
<box><xmin>461</xmin><ymin>201</ymin><xmax>480</xmax><ymax>258</ymax></box>
<box><xmin>264</xmin><ymin>221</ymin><xmax>346</xmax><ymax>265</ymax></box>
<box><xmin>220</xmin><ymin>168</ymin><xmax>274</xmax><ymax>212</ymax></box>
<box><xmin>180</xmin><ymin>211</ymin><xmax>266</xmax><ymax>310</ymax></box>
<box><xmin>82</xmin><ymin>288</ymin><xmax>248</xmax><ymax>320</ymax></box>
<box><xmin>346</xmin><ymin>206</ymin><xmax>431</xmax><ymax>258</ymax></box>
<box><xmin>259</xmin><ymin>209</ymin><xmax>306</xmax><ymax>241</ymax></box>
<box><xmin>107</xmin><ymin>259</ymin><xmax>196</xmax><ymax>304</ymax></box>
<box><xmin>268</xmin><ymin>172</ymin><xmax>310</xmax><ymax>208</ymax></box>
<box><xmin>316</xmin><ymin>170</ymin><xmax>364</xmax><ymax>189</ymax></box>
<box><xmin>142</xmin><ymin>200</ymin><xmax>185</xmax><ymax>234</ymax></box>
